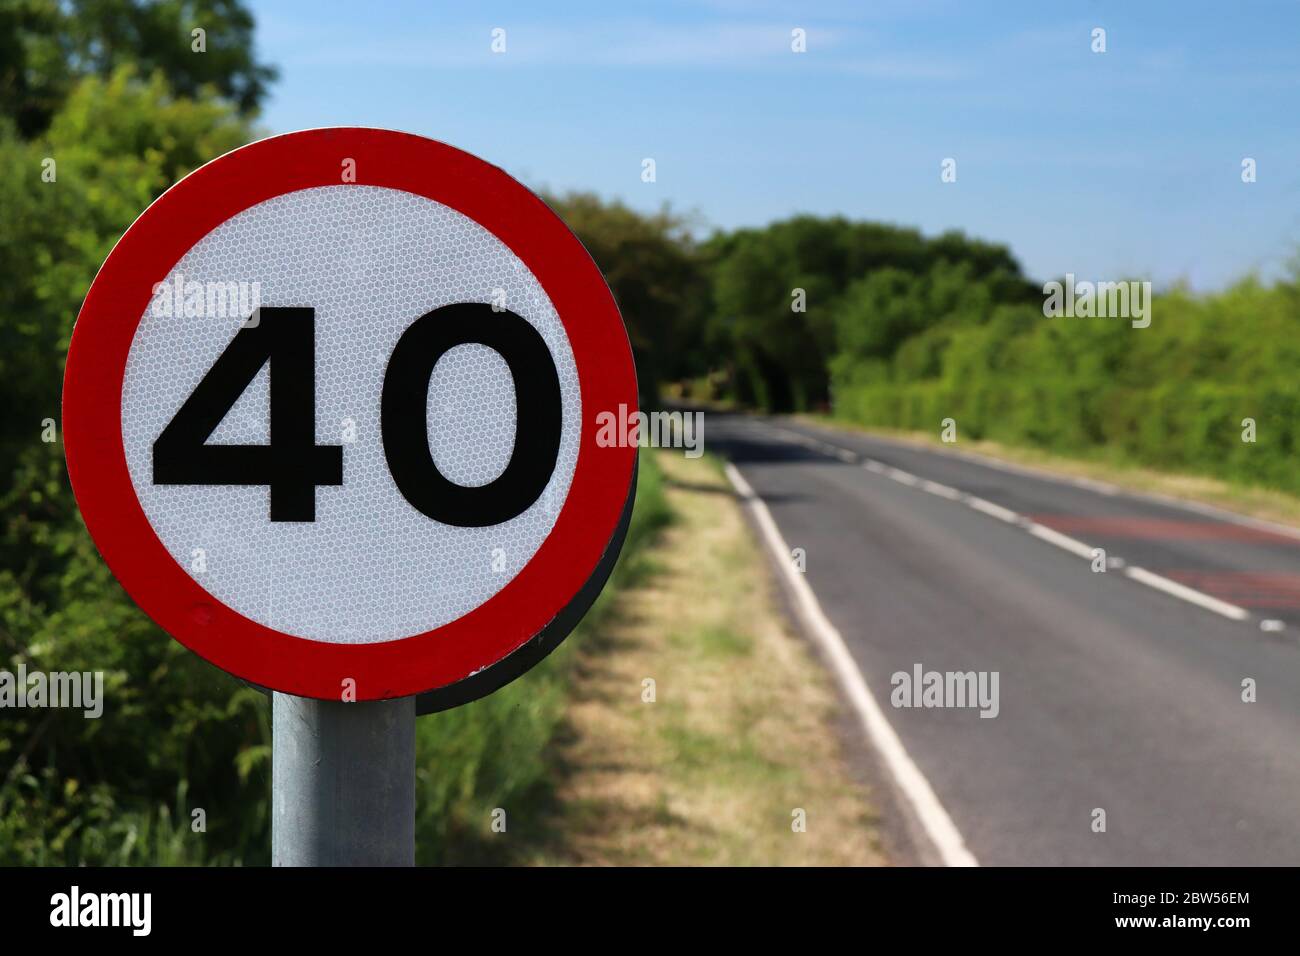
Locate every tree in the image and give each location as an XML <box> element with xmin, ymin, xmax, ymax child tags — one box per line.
<box><xmin>0</xmin><ymin>0</ymin><xmax>276</xmax><ymax>138</ymax></box>
<box><xmin>707</xmin><ymin>217</ymin><xmax>1032</xmax><ymax>411</ymax></box>
<box><xmin>542</xmin><ymin>192</ymin><xmax>711</xmax><ymax>403</ymax></box>
<box><xmin>0</xmin><ymin>2</ymin><xmax>271</xmax><ymax>864</ymax></box>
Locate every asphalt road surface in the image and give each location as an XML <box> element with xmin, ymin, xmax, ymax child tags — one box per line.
<box><xmin>709</xmin><ymin>411</ymin><xmax>1300</xmax><ymax>866</ymax></box>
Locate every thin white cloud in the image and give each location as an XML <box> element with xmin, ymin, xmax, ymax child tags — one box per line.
<box><xmin>836</xmin><ymin>57</ymin><xmax>963</xmax><ymax>80</ymax></box>
<box><xmin>278</xmin><ymin>19</ymin><xmax>849</xmax><ymax>70</ymax></box>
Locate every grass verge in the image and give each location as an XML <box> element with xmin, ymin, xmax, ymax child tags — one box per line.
<box><xmin>512</xmin><ymin>450</ymin><xmax>886</xmax><ymax>866</ymax></box>
<box><xmin>414</xmin><ymin>452</ymin><xmax>671</xmax><ymax>865</ymax></box>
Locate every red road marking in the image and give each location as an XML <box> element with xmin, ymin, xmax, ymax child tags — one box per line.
<box><xmin>1161</xmin><ymin>571</ymin><xmax>1300</xmax><ymax>609</ymax></box>
<box><xmin>1028</xmin><ymin>515</ymin><xmax>1300</xmax><ymax>546</ymax></box>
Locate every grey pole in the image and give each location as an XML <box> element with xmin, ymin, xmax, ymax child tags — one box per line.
<box><xmin>271</xmin><ymin>693</ymin><xmax>416</xmax><ymax>866</ymax></box>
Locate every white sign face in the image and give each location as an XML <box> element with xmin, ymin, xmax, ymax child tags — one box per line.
<box><xmin>123</xmin><ymin>186</ymin><xmax>582</xmax><ymax>644</ymax></box>
<box><xmin>64</xmin><ymin>129</ymin><xmax>639</xmax><ymax>706</ymax></box>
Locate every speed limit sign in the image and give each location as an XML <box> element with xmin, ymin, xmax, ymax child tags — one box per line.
<box><xmin>63</xmin><ymin>128</ymin><xmax>638</xmax><ymax>711</ymax></box>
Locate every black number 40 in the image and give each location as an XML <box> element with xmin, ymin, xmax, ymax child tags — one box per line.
<box><xmin>152</xmin><ymin>304</ymin><xmax>562</xmax><ymax>527</ymax></box>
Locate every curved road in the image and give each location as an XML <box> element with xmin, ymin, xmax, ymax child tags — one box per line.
<box><xmin>710</xmin><ymin>411</ymin><xmax>1300</xmax><ymax>866</ymax></box>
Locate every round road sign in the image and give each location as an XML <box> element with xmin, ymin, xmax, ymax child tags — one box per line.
<box><xmin>63</xmin><ymin>128</ymin><xmax>638</xmax><ymax>710</ymax></box>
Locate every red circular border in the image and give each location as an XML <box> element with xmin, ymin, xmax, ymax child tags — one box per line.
<box><xmin>63</xmin><ymin>128</ymin><xmax>638</xmax><ymax>701</ymax></box>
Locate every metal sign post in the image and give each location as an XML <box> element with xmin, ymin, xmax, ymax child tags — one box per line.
<box><xmin>271</xmin><ymin>694</ymin><xmax>414</xmax><ymax>867</ymax></box>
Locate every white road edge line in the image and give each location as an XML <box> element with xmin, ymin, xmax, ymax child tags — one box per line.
<box><xmin>920</xmin><ymin>479</ymin><xmax>963</xmax><ymax>501</ymax></box>
<box><xmin>1025</xmin><ymin>522</ymin><xmax>1098</xmax><ymax>560</ymax></box>
<box><xmin>1124</xmin><ymin>566</ymin><xmax>1251</xmax><ymax>621</ymax></box>
<box><xmin>724</xmin><ymin>462</ymin><xmax>979</xmax><ymax>868</ymax></box>
<box><xmin>966</xmin><ymin>496</ymin><xmax>1020</xmax><ymax>524</ymax></box>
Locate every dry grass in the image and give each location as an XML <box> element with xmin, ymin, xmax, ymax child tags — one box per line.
<box><xmin>525</xmin><ymin>451</ymin><xmax>886</xmax><ymax>866</ymax></box>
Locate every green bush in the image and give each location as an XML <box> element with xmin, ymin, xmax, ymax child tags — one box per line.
<box><xmin>829</xmin><ymin>281</ymin><xmax>1300</xmax><ymax>495</ymax></box>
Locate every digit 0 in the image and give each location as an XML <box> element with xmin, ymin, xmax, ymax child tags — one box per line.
<box><xmin>381</xmin><ymin>303</ymin><xmax>562</xmax><ymax>527</ymax></box>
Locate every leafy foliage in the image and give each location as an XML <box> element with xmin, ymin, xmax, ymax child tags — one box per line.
<box><xmin>0</xmin><ymin>49</ymin><xmax>271</xmax><ymax>864</ymax></box>
<box><xmin>830</xmin><ymin>273</ymin><xmax>1300</xmax><ymax>493</ymax></box>
<box><xmin>695</xmin><ymin>213</ymin><xmax>1297</xmax><ymax>497</ymax></box>
<box><xmin>0</xmin><ymin>0</ymin><xmax>276</xmax><ymax>137</ymax></box>
<box><xmin>541</xmin><ymin>192</ymin><xmax>712</xmax><ymax>401</ymax></box>
<box><xmin>706</xmin><ymin>217</ymin><xmax>1033</xmax><ymax>411</ymax></box>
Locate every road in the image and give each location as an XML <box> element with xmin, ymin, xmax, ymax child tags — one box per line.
<box><xmin>708</xmin><ymin>411</ymin><xmax>1300</xmax><ymax>865</ymax></box>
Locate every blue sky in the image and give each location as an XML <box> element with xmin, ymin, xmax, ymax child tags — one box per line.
<box><xmin>248</xmin><ymin>0</ymin><xmax>1300</xmax><ymax>290</ymax></box>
